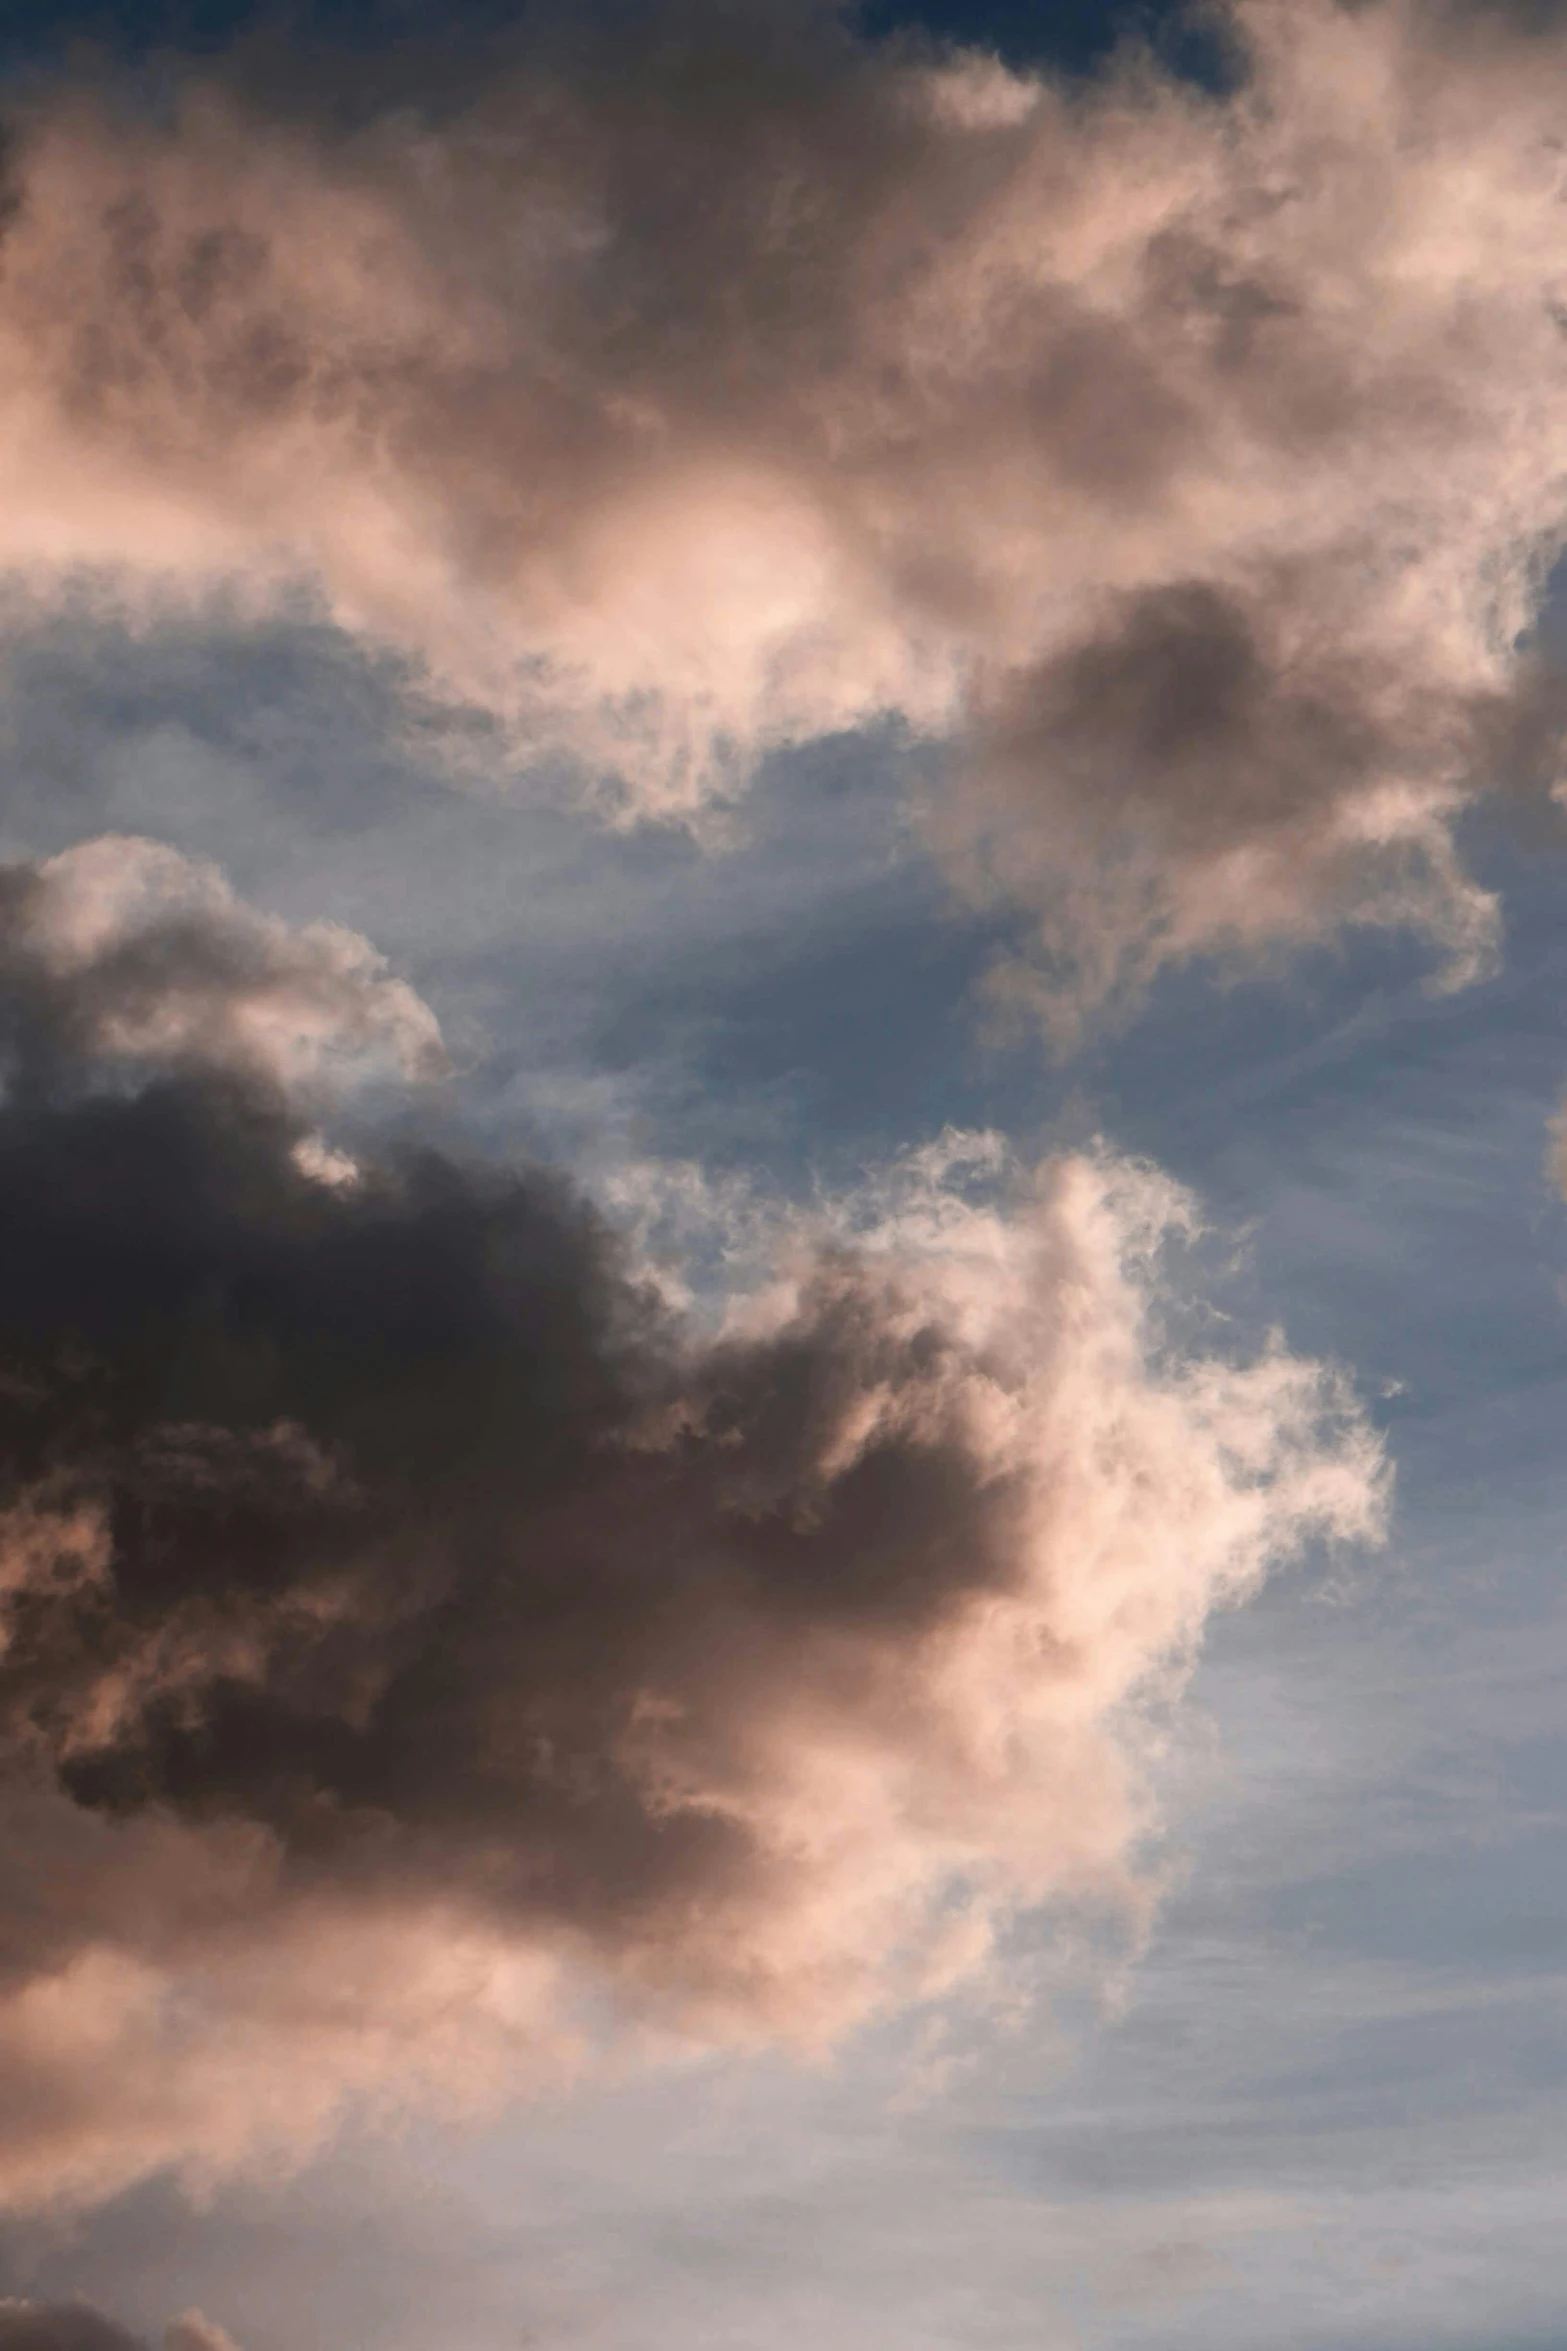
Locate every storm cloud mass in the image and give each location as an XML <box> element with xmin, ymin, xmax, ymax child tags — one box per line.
<box><xmin>0</xmin><ymin>838</ymin><xmax>1383</xmax><ymax>2208</ymax></box>
<box><xmin>1</xmin><ymin>0</ymin><xmax>1566</xmax><ymax>1010</ymax></box>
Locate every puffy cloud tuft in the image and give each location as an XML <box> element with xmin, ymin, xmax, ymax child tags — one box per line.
<box><xmin>0</xmin><ymin>834</ymin><xmax>446</xmax><ymax>1097</ymax></box>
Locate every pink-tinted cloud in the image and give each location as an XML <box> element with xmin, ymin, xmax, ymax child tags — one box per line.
<box><xmin>0</xmin><ymin>840</ymin><xmax>1385</xmax><ymax>2209</ymax></box>
<box><xmin>0</xmin><ymin>0</ymin><xmax>1563</xmax><ymax>1009</ymax></box>
<box><xmin>0</xmin><ymin>835</ymin><xmax>445</xmax><ymax>1096</ymax></box>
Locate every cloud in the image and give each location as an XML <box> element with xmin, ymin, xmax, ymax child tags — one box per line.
<box><xmin>0</xmin><ymin>836</ymin><xmax>1385</xmax><ymax>2208</ymax></box>
<box><xmin>0</xmin><ymin>834</ymin><xmax>446</xmax><ymax>1097</ymax></box>
<box><xmin>0</xmin><ymin>2306</ymin><xmax>242</xmax><ymax>2351</ymax></box>
<box><xmin>0</xmin><ymin>0</ymin><xmax>1563</xmax><ymax>1009</ymax></box>
<box><xmin>0</xmin><ymin>2308</ymin><xmax>143</xmax><ymax>2351</ymax></box>
<box><xmin>163</xmin><ymin>2318</ymin><xmax>243</xmax><ymax>2351</ymax></box>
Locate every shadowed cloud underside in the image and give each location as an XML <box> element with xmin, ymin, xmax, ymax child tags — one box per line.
<box><xmin>0</xmin><ymin>836</ymin><xmax>1382</xmax><ymax>2209</ymax></box>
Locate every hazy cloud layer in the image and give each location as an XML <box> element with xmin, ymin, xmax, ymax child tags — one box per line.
<box><xmin>0</xmin><ymin>835</ymin><xmax>1383</xmax><ymax>2207</ymax></box>
<box><xmin>0</xmin><ymin>0</ymin><xmax>1564</xmax><ymax>1009</ymax></box>
<box><xmin>0</xmin><ymin>2303</ymin><xmax>241</xmax><ymax>2351</ymax></box>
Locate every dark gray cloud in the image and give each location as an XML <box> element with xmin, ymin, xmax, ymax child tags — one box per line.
<box><xmin>0</xmin><ymin>2306</ymin><xmax>239</xmax><ymax>2351</ymax></box>
<box><xmin>0</xmin><ymin>2309</ymin><xmax>143</xmax><ymax>2351</ymax></box>
<box><xmin>0</xmin><ymin>834</ymin><xmax>1380</xmax><ymax>2207</ymax></box>
<box><xmin>958</xmin><ymin>577</ymin><xmax>1567</xmax><ymax>1025</ymax></box>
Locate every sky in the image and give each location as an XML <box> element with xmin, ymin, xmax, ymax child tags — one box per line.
<box><xmin>0</xmin><ymin>0</ymin><xmax>1565</xmax><ymax>2346</ymax></box>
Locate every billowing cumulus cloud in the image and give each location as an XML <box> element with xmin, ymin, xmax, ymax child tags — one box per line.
<box><xmin>0</xmin><ymin>0</ymin><xmax>1564</xmax><ymax>1010</ymax></box>
<box><xmin>0</xmin><ymin>835</ymin><xmax>1385</xmax><ymax>2209</ymax></box>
